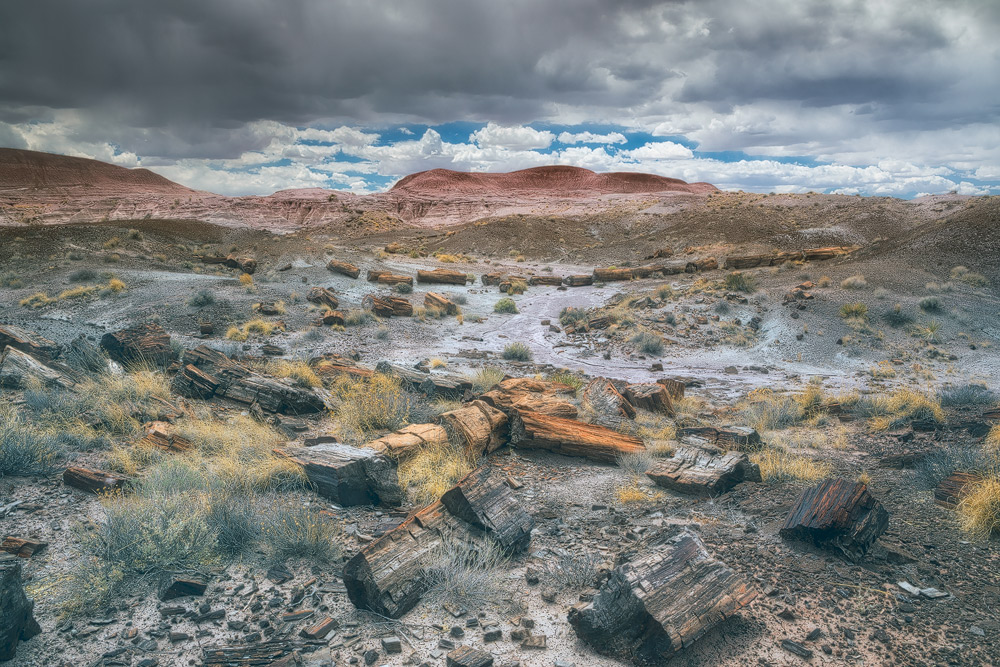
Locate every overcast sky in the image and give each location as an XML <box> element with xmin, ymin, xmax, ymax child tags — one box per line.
<box><xmin>1</xmin><ymin>0</ymin><xmax>997</xmax><ymax>197</ymax></box>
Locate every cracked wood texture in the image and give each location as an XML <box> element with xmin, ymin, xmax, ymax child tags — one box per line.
<box><xmin>480</xmin><ymin>378</ymin><xmax>579</xmax><ymax>420</ymax></box>
<box><xmin>438</xmin><ymin>400</ymin><xmax>509</xmax><ymax>456</ymax></box>
<box><xmin>583</xmin><ymin>378</ymin><xmax>636</xmax><ymax>420</ymax></box>
<box><xmin>63</xmin><ymin>467</ymin><xmax>129</xmax><ymax>494</ymax></box>
<box><xmin>0</xmin><ymin>325</ymin><xmax>60</xmax><ymax>362</ymax></box>
<box><xmin>779</xmin><ymin>478</ymin><xmax>889</xmax><ymax>560</ymax></box>
<box><xmin>366</xmin><ymin>423</ymin><xmax>449</xmax><ymax>458</ymax></box>
<box><xmin>417</xmin><ymin>268</ymin><xmax>468</xmax><ymax>285</ymax></box>
<box><xmin>933</xmin><ymin>471</ymin><xmax>983</xmax><ymax>509</ymax></box>
<box><xmin>568</xmin><ymin>531</ymin><xmax>756</xmax><ymax>665</ymax></box>
<box><xmin>624</xmin><ymin>383</ymin><xmax>675</xmax><ymax>416</ymax></box>
<box><xmin>306</xmin><ymin>286</ymin><xmax>339</xmax><ymax>310</ymax></box>
<box><xmin>100</xmin><ymin>322</ymin><xmax>177</xmax><ymax>366</ymax></box>
<box><xmin>678</xmin><ymin>425</ymin><xmax>760</xmax><ymax>449</ymax></box>
<box><xmin>510</xmin><ymin>410</ymin><xmax>644</xmax><ymax>463</ymax></box>
<box><xmin>647</xmin><ymin>447</ymin><xmax>761</xmax><ymax>496</ymax></box>
<box><xmin>274</xmin><ymin>443</ymin><xmax>402</xmax><ymax>507</ymax></box>
<box><xmin>202</xmin><ymin>640</ymin><xmax>323</xmax><ymax>666</ymax></box>
<box><xmin>0</xmin><ymin>346</ymin><xmax>75</xmax><ymax>389</ymax></box>
<box><xmin>424</xmin><ymin>292</ymin><xmax>458</xmax><ymax>315</ymax></box>
<box><xmin>440</xmin><ymin>467</ymin><xmax>534</xmax><ymax>553</ymax></box>
<box><xmin>327</xmin><ymin>259</ymin><xmax>360</xmax><ymax>278</ymax></box>
<box><xmin>0</xmin><ymin>555</ymin><xmax>42</xmax><ymax>662</ymax></box>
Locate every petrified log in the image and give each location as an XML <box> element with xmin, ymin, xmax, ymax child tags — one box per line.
<box><xmin>583</xmin><ymin>379</ymin><xmax>636</xmax><ymax>420</ymax></box>
<box><xmin>0</xmin><ymin>537</ymin><xmax>47</xmax><ymax>559</ymax></box>
<box><xmin>802</xmin><ymin>245</ymin><xmax>859</xmax><ymax>261</ymax></box>
<box><xmin>310</xmin><ymin>355</ymin><xmax>373</xmax><ymax>379</ymax></box>
<box><xmin>0</xmin><ymin>325</ymin><xmax>60</xmax><ymax>362</ymax></box>
<box><xmin>375</xmin><ymin>361</ymin><xmax>472</xmax><ymax>398</ymax></box>
<box><xmin>527</xmin><ymin>275</ymin><xmax>563</xmax><ymax>286</ymax></box>
<box><xmin>100</xmin><ymin>322</ymin><xmax>177</xmax><ymax>366</ymax></box>
<box><xmin>568</xmin><ymin>531</ymin><xmax>756</xmax><ymax>665</ymax></box>
<box><xmin>0</xmin><ymin>346</ymin><xmax>76</xmax><ymax>389</ymax></box>
<box><xmin>0</xmin><ymin>554</ymin><xmax>42</xmax><ymax>662</ymax></box>
<box><xmin>344</xmin><ymin>468</ymin><xmax>532</xmax><ymax>618</ymax></box>
<box><xmin>196</xmin><ymin>255</ymin><xmax>257</xmax><ymax>274</ymax></box>
<box><xmin>171</xmin><ymin>364</ymin><xmax>219</xmax><ymax>399</ymax></box>
<box><xmin>779</xmin><ymin>478</ymin><xmax>889</xmax><ymax>559</ymax></box>
<box><xmin>593</xmin><ymin>267</ymin><xmax>633</xmax><ymax>282</ymax></box>
<box><xmin>158</xmin><ymin>574</ymin><xmax>209</xmax><ymax>600</ymax></box>
<box><xmin>254</xmin><ymin>301</ymin><xmax>282</xmax><ymax>316</ymax></box>
<box><xmin>378</xmin><ymin>273</ymin><xmax>414</xmax><ymax>286</ymax></box>
<box><xmin>446</xmin><ymin>645</ymin><xmax>495</xmax><ymax>667</ymax></box>
<box><xmin>646</xmin><ymin>247</ymin><xmax>673</xmax><ymax>259</ymax></box>
<box><xmin>63</xmin><ymin>466</ymin><xmax>129</xmax><ymax>494</ymax></box>
<box><xmin>306</xmin><ymin>287</ymin><xmax>339</xmax><ymax>310</ymax></box>
<box><xmin>656</xmin><ymin>378</ymin><xmax>686</xmax><ymax>401</ymax></box>
<box><xmin>479</xmin><ymin>378</ymin><xmax>578</xmax><ymax>419</ymax></box>
<box><xmin>139</xmin><ymin>421</ymin><xmax>192</xmax><ymax>454</ymax></box>
<box><xmin>321</xmin><ymin>310</ymin><xmax>346</xmax><ymax>326</ymax></box>
<box><xmin>440</xmin><ymin>468</ymin><xmax>534</xmax><ymax>553</ymax></box>
<box><xmin>363</xmin><ymin>294</ymin><xmax>412</xmax><ymax>317</ymax></box>
<box><xmin>624</xmin><ymin>383</ymin><xmax>675</xmax><ymax>416</ymax></box>
<box><xmin>274</xmin><ymin>443</ymin><xmax>402</xmax><ymax>507</ymax></box>
<box><xmin>587</xmin><ymin>315</ymin><xmax>611</xmax><ymax>330</ymax></box>
<box><xmin>438</xmin><ymin>400</ymin><xmax>509</xmax><ymax>456</ymax></box>
<box><xmin>480</xmin><ymin>272</ymin><xmax>505</xmax><ymax>286</ymax></box>
<box><xmin>425</xmin><ymin>292</ymin><xmax>458</xmax><ymax>315</ymax></box>
<box><xmin>367</xmin><ymin>423</ymin><xmax>450</xmax><ymax>458</ymax></box>
<box><xmin>327</xmin><ymin>260</ymin><xmax>361</xmax><ymax>279</ymax></box>
<box><xmin>724</xmin><ymin>254</ymin><xmax>771</xmax><ymax>270</ymax></box>
<box><xmin>509</xmin><ymin>410</ymin><xmax>645</xmax><ymax>463</ymax></box>
<box><xmin>933</xmin><ymin>471</ymin><xmax>983</xmax><ymax>509</ymax></box>
<box><xmin>678</xmin><ymin>426</ymin><xmax>760</xmax><ymax>450</ymax></box>
<box><xmin>685</xmin><ymin>257</ymin><xmax>718</xmax><ymax>272</ymax></box>
<box><xmin>563</xmin><ymin>274</ymin><xmax>594</xmax><ymax>287</ymax></box>
<box><xmin>202</xmin><ymin>640</ymin><xmax>324</xmax><ymax>666</ymax></box>
<box><xmin>647</xmin><ymin>448</ymin><xmax>761</xmax><ymax>496</ymax></box>
<box><xmin>630</xmin><ymin>265</ymin><xmax>663</xmax><ymax>279</ymax></box>
<box><xmin>417</xmin><ymin>269</ymin><xmax>468</xmax><ymax>285</ymax></box>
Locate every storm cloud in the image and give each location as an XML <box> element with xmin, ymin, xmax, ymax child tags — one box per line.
<box><xmin>0</xmin><ymin>0</ymin><xmax>996</xmax><ymax>195</ymax></box>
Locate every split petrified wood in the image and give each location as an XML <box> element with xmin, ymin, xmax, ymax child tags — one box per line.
<box><xmin>527</xmin><ymin>275</ymin><xmax>563</xmax><ymax>286</ymax></box>
<box><xmin>417</xmin><ymin>268</ymin><xmax>468</xmax><ymax>285</ymax></box>
<box><xmin>647</xmin><ymin>448</ymin><xmax>761</xmax><ymax>496</ymax></box>
<box><xmin>320</xmin><ymin>310</ymin><xmax>346</xmax><ymax>326</ymax></box>
<box><xmin>678</xmin><ymin>425</ymin><xmax>760</xmax><ymax>449</ymax></box>
<box><xmin>933</xmin><ymin>471</ymin><xmax>984</xmax><ymax>509</ymax></box>
<box><xmin>624</xmin><ymin>383</ymin><xmax>675</xmax><ymax>417</ymax></box>
<box><xmin>375</xmin><ymin>272</ymin><xmax>414</xmax><ymax>286</ymax></box>
<box><xmin>202</xmin><ymin>640</ymin><xmax>324</xmax><ymax>666</ymax></box>
<box><xmin>479</xmin><ymin>378</ymin><xmax>578</xmax><ymax>419</ymax></box>
<box><xmin>327</xmin><ymin>260</ymin><xmax>360</xmax><ymax>279</ymax></box>
<box><xmin>343</xmin><ymin>468</ymin><xmax>532</xmax><ymax>618</ymax></box>
<box><xmin>656</xmin><ymin>378</ymin><xmax>686</xmax><ymax>401</ymax></box>
<box><xmin>275</xmin><ymin>443</ymin><xmax>402</xmax><ymax>507</ymax></box>
<box><xmin>563</xmin><ymin>274</ymin><xmax>594</xmax><ymax>287</ymax></box>
<box><xmin>593</xmin><ymin>267</ymin><xmax>633</xmax><ymax>282</ymax></box>
<box><xmin>375</xmin><ymin>361</ymin><xmax>472</xmax><ymax>398</ymax></box>
<box><xmin>100</xmin><ymin>322</ymin><xmax>177</xmax><ymax>366</ymax></box>
<box><xmin>438</xmin><ymin>400</ymin><xmax>509</xmax><ymax>456</ymax></box>
<box><xmin>158</xmin><ymin>574</ymin><xmax>209</xmax><ymax>600</ymax></box>
<box><xmin>363</xmin><ymin>294</ymin><xmax>413</xmax><ymax>317</ymax></box>
<box><xmin>367</xmin><ymin>423</ymin><xmax>450</xmax><ymax>458</ymax></box>
<box><xmin>509</xmin><ymin>410</ymin><xmax>645</xmax><ymax>463</ymax></box>
<box><xmin>139</xmin><ymin>421</ymin><xmax>192</xmax><ymax>453</ymax></box>
<box><xmin>568</xmin><ymin>531</ymin><xmax>756</xmax><ymax>665</ymax></box>
<box><xmin>441</xmin><ymin>467</ymin><xmax>534</xmax><ymax>554</ymax></box>
<box><xmin>685</xmin><ymin>257</ymin><xmax>719</xmax><ymax>272</ymax></box>
<box><xmin>0</xmin><ymin>554</ymin><xmax>42</xmax><ymax>662</ymax></box>
<box><xmin>0</xmin><ymin>346</ymin><xmax>76</xmax><ymax>389</ymax></box>
<box><xmin>658</xmin><ymin>259</ymin><xmax>690</xmax><ymax>275</ymax></box>
<box><xmin>424</xmin><ymin>292</ymin><xmax>458</xmax><ymax>315</ymax></box>
<box><xmin>310</xmin><ymin>354</ymin><xmax>373</xmax><ymax>380</ymax></box>
<box><xmin>63</xmin><ymin>466</ymin><xmax>129</xmax><ymax>494</ymax></box>
<box><xmin>779</xmin><ymin>478</ymin><xmax>889</xmax><ymax>560</ymax></box>
<box><xmin>0</xmin><ymin>537</ymin><xmax>47</xmax><ymax>559</ymax></box>
<box><xmin>583</xmin><ymin>378</ymin><xmax>636</xmax><ymax>420</ymax></box>
<box><xmin>306</xmin><ymin>287</ymin><xmax>339</xmax><ymax>310</ymax></box>
<box><xmin>480</xmin><ymin>272</ymin><xmax>505</xmax><ymax>286</ymax></box>
<box><xmin>446</xmin><ymin>645</ymin><xmax>495</xmax><ymax>667</ymax></box>
<box><xmin>0</xmin><ymin>325</ymin><xmax>60</xmax><ymax>362</ymax></box>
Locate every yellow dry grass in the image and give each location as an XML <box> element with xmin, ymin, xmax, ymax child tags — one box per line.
<box><xmin>264</xmin><ymin>360</ymin><xmax>322</xmax><ymax>388</ymax></box>
<box><xmin>397</xmin><ymin>442</ymin><xmax>472</xmax><ymax>505</ymax></box>
<box><xmin>19</xmin><ymin>292</ymin><xmax>56</xmax><ymax>308</ymax></box>
<box><xmin>751</xmin><ymin>447</ymin><xmax>832</xmax><ymax>483</ymax></box>
<box><xmin>615</xmin><ymin>481</ymin><xmax>663</xmax><ymax>504</ymax></box>
<box><xmin>957</xmin><ymin>477</ymin><xmax>1000</xmax><ymax>541</ymax></box>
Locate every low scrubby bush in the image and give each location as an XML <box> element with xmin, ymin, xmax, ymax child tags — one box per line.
<box><xmin>723</xmin><ymin>271</ymin><xmax>758</xmax><ymax>293</ymax></box>
<box><xmin>630</xmin><ymin>331</ymin><xmax>664</xmax><ymax>355</ymax></box>
<box><xmin>494</xmin><ymin>298</ymin><xmax>518</xmax><ymax>314</ymax></box>
<box><xmin>501</xmin><ymin>342</ymin><xmax>533</xmax><ymax>361</ymax></box>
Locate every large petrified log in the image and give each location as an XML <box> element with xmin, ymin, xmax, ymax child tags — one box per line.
<box><xmin>274</xmin><ymin>443</ymin><xmax>402</xmax><ymax>507</ymax></box>
<box><xmin>424</xmin><ymin>292</ymin><xmax>458</xmax><ymax>315</ymax></box>
<box><xmin>624</xmin><ymin>383</ymin><xmax>675</xmax><ymax>417</ymax></box>
<box><xmin>100</xmin><ymin>322</ymin><xmax>177</xmax><ymax>366</ymax></box>
<box><xmin>583</xmin><ymin>378</ymin><xmax>636</xmax><ymax>420</ymax></box>
<box><xmin>196</xmin><ymin>254</ymin><xmax>257</xmax><ymax>274</ymax></box>
<box><xmin>568</xmin><ymin>531</ymin><xmax>756</xmax><ymax>665</ymax></box>
<box><xmin>593</xmin><ymin>267</ymin><xmax>633</xmax><ymax>282</ymax></box>
<box><xmin>202</xmin><ymin>640</ymin><xmax>325</xmax><ymax>666</ymax></box>
<box><xmin>509</xmin><ymin>410</ymin><xmax>645</xmax><ymax>463</ymax></box>
<box><xmin>658</xmin><ymin>259</ymin><xmax>690</xmax><ymax>275</ymax></box>
<box><xmin>479</xmin><ymin>378</ymin><xmax>578</xmax><ymax>419</ymax></box>
<box><xmin>803</xmin><ymin>245</ymin><xmax>859</xmax><ymax>260</ymax></box>
<box><xmin>933</xmin><ymin>471</ymin><xmax>984</xmax><ymax>509</ymax></box>
<box><xmin>685</xmin><ymin>257</ymin><xmax>719</xmax><ymax>272</ymax></box>
<box><xmin>438</xmin><ymin>400</ymin><xmax>509</xmax><ymax>456</ymax></box>
<box><xmin>480</xmin><ymin>272</ymin><xmax>505</xmax><ymax>286</ymax></box>
<box><xmin>647</xmin><ymin>448</ymin><xmax>761</xmax><ymax>496</ymax></box>
<box><xmin>367</xmin><ymin>423</ymin><xmax>450</xmax><ymax>458</ymax></box>
<box><xmin>527</xmin><ymin>275</ymin><xmax>563</xmax><ymax>286</ymax></box>
<box><xmin>375</xmin><ymin>361</ymin><xmax>472</xmax><ymax>398</ymax></box>
<box><xmin>779</xmin><ymin>478</ymin><xmax>889</xmax><ymax>560</ymax></box>
<box><xmin>363</xmin><ymin>294</ymin><xmax>413</xmax><ymax>317</ymax></box>
<box><xmin>440</xmin><ymin>467</ymin><xmax>534</xmax><ymax>553</ymax></box>
<box><xmin>678</xmin><ymin>425</ymin><xmax>760</xmax><ymax>450</ymax></box>
<box><xmin>63</xmin><ymin>466</ymin><xmax>129</xmax><ymax>494</ymax></box>
<box><xmin>310</xmin><ymin>354</ymin><xmax>373</xmax><ymax>380</ymax></box>
<box><xmin>656</xmin><ymin>378</ymin><xmax>686</xmax><ymax>401</ymax></box>
<box><xmin>562</xmin><ymin>274</ymin><xmax>594</xmax><ymax>287</ymax></box>
<box><xmin>171</xmin><ymin>345</ymin><xmax>325</xmax><ymax>414</ymax></box>
<box><xmin>367</xmin><ymin>270</ymin><xmax>413</xmax><ymax>286</ymax></box>
<box><xmin>320</xmin><ymin>310</ymin><xmax>346</xmax><ymax>326</ymax></box>
<box><xmin>0</xmin><ymin>554</ymin><xmax>42</xmax><ymax>662</ymax></box>
<box><xmin>327</xmin><ymin>260</ymin><xmax>360</xmax><ymax>279</ymax></box>
<box><xmin>306</xmin><ymin>287</ymin><xmax>339</xmax><ymax>310</ymax></box>
<box><xmin>417</xmin><ymin>269</ymin><xmax>468</xmax><ymax>285</ymax></box>
<box><xmin>343</xmin><ymin>468</ymin><xmax>531</xmax><ymax>618</ymax></box>
<box><xmin>0</xmin><ymin>346</ymin><xmax>75</xmax><ymax>389</ymax></box>
<box><xmin>0</xmin><ymin>325</ymin><xmax>60</xmax><ymax>362</ymax></box>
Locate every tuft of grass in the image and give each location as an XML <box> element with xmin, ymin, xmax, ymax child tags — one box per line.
<box><xmin>559</xmin><ymin>307</ymin><xmax>590</xmax><ymax>327</ymax></box>
<box><xmin>226</xmin><ymin>318</ymin><xmax>283</xmax><ymax>341</ymax></box>
<box><xmin>869</xmin><ymin>361</ymin><xmax>897</xmax><ymax>379</ymax></box>
<box><xmin>985</xmin><ymin>425</ymin><xmax>1000</xmax><ymax>452</ymax></box>
<box><xmin>397</xmin><ymin>441</ymin><xmax>473</xmax><ymax>505</ymax></box>
<box><xmin>19</xmin><ymin>291</ymin><xmax>56</xmax><ymax>308</ymax></box>
<box><xmin>102</xmin><ymin>236</ymin><xmax>121</xmax><ymax>250</ymax></box>
<box><xmin>938</xmin><ymin>383</ymin><xmax>996</xmax><ymax>407</ymax></box>
<box><xmin>429</xmin><ymin>358</ymin><xmax>448</xmax><ymax>369</ymax></box>
<box><xmin>494</xmin><ymin>297</ymin><xmax>518</xmax><ymax>314</ymax></box>
<box><xmin>189</xmin><ymin>289</ymin><xmax>216</xmax><ymax>307</ymax></box>
<box><xmin>615</xmin><ymin>481</ymin><xmax>661</xmax><ymax>504</ymax></box>
<box><xmin>839</xmin><ymin>302</ymin><xmax>868</xmax><ymax>319</ymax></box>
<box><xmin>344</xmin><ymin>309</ymin><xmax>374</xmax><ymax>327</ymax></box>
<box><xmin>333</xmin><ymin>373</ymin><xmax>411</xmax><ymax>440</ymax></box>
<box><xmin>69</xmin><ymin>268</ymin><xmax>99</xmax><ymax>283</ymax></box>
<box><xmin>262</xmin><ymin>503</ymin><xmax>340</xmax><ymax>563</ymax></box>
<box><xmin>239</xmin><ymin>273</ymin><xmax>254</xmax><ymax>288</ymax></box>
<box><xmin>507</xmin><ymin>280</ymin><xmax>527</xmax><ymax>295</ymax></box>
<box><xmin>0</xmin><ymin>271</ymin><xmax>24</xmax><ymax>288</ymax></box>
<box><xmin>817</xmin><ymin>276</ymin><xmax>831</xmax><ymax>287</ymax></box>
<box><xmin>919</xmin><ymin>296</ymin><xmax>942</xmax><ymax>312</ymax></box>
<box><xmin>951</xmin><ymin>265</ymin><xmax>989</xmax><ymax>288</ymax></box>
<box><xmin>394</xmin><ymin>282</ymin><xmax>413</xmax><ymax>294</ymax></box>
<box><xmin>471</xmin><ymin>366</ymin><xmax>505</xmax><ymax>392</ymax></box>
<box><xmin>630</xmin><ymin>331</ymin><xmax>664</xmax><ymax>356</ymax></box>
<box><xmin>540</xmin><ymin>550</ymin><xmax>601</xmax><ymax>591</ymax></box>
<box><xmin>58</xmin><ymin>285</ymin><xmax>98</xmax><ymax>300</ymax></box>
<box><xmin>266</xmin><ymin>359</ymin><xmax>322</xmax><ymax>388</ymax></box>
<box><xmin>547</xmin><ymin>370</ymin><xmax>584</xmax><ymax>396</ymax></box>
<box><xmin>751</xmin><ymin>447</ymin><xmax>832</xmax><ymax>483</ymax></box>
<box><xmin>107</xmin><ymin>278</ymin><xmax>126</xmax><ymax>293</ymax></box>
<box><xmin>502</xmin><ymin>342</ymin><xmax>533</xmax><ymax>361</ymax></box>
<box><xmin>616</xmin><ymin>450</ymin><xmax>654</xmax><ymax>477</ymax></box>
<box><xmin>856</xmin><ymin>388</ymin><xmax>944</xmax><ymax>431</ymax></box>
<box><xmin>957</xmin><ymin>478</ymin><xmax>1000</xmax><ymax>541</ymax></box>
<box><xmin>425</xmin><ymin>533</ymin><xmax>510</xmax><ymax>611</ymax></box>
<box><xmin>883</xmin><ymin>303</ymin><xmax>914</xmax><ymax>327</ymax></box>
<box><xmin>0</xmin><ymin>403</ymin><xmax>63</xmax><ymax>476</ymax></box>
<box><xmin>738</xmin><ymin>388</ymin><xmax>804</xmax><ymax>432</ymax></box>
<box><xmin>723</xmin><ymin>271</ymin><xmax>758</xmax><ymax>293</ymax></box>
<box><xmin>841</xmin><ymin>275</ymin><xmax>867</xmax><ymax>289</ymax></box>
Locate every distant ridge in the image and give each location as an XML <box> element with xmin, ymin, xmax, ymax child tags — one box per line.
<box><xmin>0</xmin><ymin>148</ymin><xmax>192</xmax><ymax>192</ymax></box>
<box><xmin>391</xmin><ymin>165</ymin><xmax>717</xmax><ymax>196</ymax></box>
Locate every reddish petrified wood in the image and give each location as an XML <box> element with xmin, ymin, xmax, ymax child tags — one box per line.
<box><xmin>623</xmin><ymin>383</ymin><xmax>674</xmax><ymax>416</ymax></box>
<box><xmin>933</xmin><ymin>471</ymin><xmax>984</xmax><ymax>509</ymax></box>
<box><xmin>509</xmin><ymin>410</ymin><xmax>645</xmax><ymax>463</ymax></box>
<box><xmin>0</xmin><ymin>537</ymin><xmax>47</xmax><ymax>558</ymax></box>
<box><xmin>327</xmin><ymin>260</ymin><xmax>360</xmax><ymax>278</ymax></box>
<box><xmin>0</xmin><ymin>325</ymin><xmax>60</xmax><ymax>362</ymax></box>
<box><xmin>100</xmin><ymin>322</ymin><xmax>177</xmax><ymax>366</ymax></box>
<box><xmin>306</xmin><ymin>287</ymin><xmax>339</xmax><ymax>310</ymax></box>
<box><xmin>63</xmin><ymin>467</ymin><xmax>129</xmax><ymax>494</ymax></box>
<box><xmin>440</xmin><ymin>467</ymin><xmax>534</xmax><ymax>553</ymax></box>
<box><xmin>779</xmin><ymin>478</ymin><xmax>889</xmax><ymax>559</ymax></box>
<box><xmin>647</xmin><ymin>448</ymin><xmax>761</xmax><ymax>496</ymax></box>
<box><xmin>417</xmin><ymin>269</ymin><xmax>468</xmax><ymax>285</ymax></box>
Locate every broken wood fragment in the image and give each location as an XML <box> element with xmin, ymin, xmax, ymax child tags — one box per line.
<box><xmin>509</xmin><ymin>410</ymin><xmax>645</xmax><ymax>463</ymax></box>
<box><xmin>0</xmin><ymin>325</ymin><xmax>60</xmax><ymax>362</ymax></box>
<box><xmin>366</xmin><ymin>423</ymin><xmax>450</xmax><ymax>458</ymax></box>
<box><xmin>100</xmin><ymin>322</ymin><xmax>177</xmax><ymax>366</ymax></box>
<box><xmin>592</xmin><ymin>267</ymin><xmax>633</xmax><ymax>282</ymax></box>
<box><xmin>63</xmin><ymin>467</ymin><xmax>129</xmax><ymax>494</ymax></box>
<box><xmin>327</xmin><ymin>260</ymin><xmax>360</xmax><ymax>278</ymax></box>
<box><xmin>446</xmin><ymin>645</ymin><xmax>494</xmax><ymax>667</ymax></box>
<box><xmin>0</xmin><ymin>537</ymin><xmax>47</xmax><ymax>559</ymax></box>
<box><xmin>678</xmin><ymin>425</ymin><xmax>760</xmax><ymax>450</ymax></box>
<box><xmin>438</xmin><ymin>400</ymin><xmax>509</xmax><ymax>456</ymax></box>
<box><xmin>479</xmin><ymin>378</ymin><xmax>578</xmax><ymax>420</ymax></box>
<box><xmin>275</xmin><ymin>443</ymin><xmax>402</xmax><ymax>507</ymax></box>
<box><xmin>441</xmin><ymin>467</ymin><xmax>534</xmax><ymax>553</ymax></box>
<box><xmin>0</xmin><ymin>346</ymin><xmax>75</xmax><ymax>389</ymax></box>
<box><xmin>583</xmin><ymin>378</ymin><xmax>636</xmax><ymax>420</ymax></box>
<box><xmin>623</xmin><ymin>383</ymin><xmax>675</xmax><ymax>416</ymax></box>
<box><xmin>933</xmin><ymin>471</ymin><xmax>983</xmax><ymax>509</ymax></box>
<box><xmin>417</xmin><ymin>268</ymin><xmax>469</xmax><ymax>285</ymax></box>
<box><xmin>306</xmin><ymin>287</ymin><xmax>339</xmax><ymax>310</ymax></box>
<box><xmin>779</xmin><ymin>478</ymin><xmax>889</xmax><ymax>560</ymax></box>
<box><xmin>363</xmin><ymin>294</ymin><xmax>413</xmax><ymax>317</ymax></box>
<box><xmin>646</xmin><ymin>448</ymin><xmax>761</xmax><ymax>496</ymax></box>
<box><xmin>424</xmin><ymin>292</ymin><xmax>458</xmax><ymax>315</ymax></box>
<box><xmin>562</xmin><ymin>274</ymin><xmax>594</xmax><ymax>287</ymax></box>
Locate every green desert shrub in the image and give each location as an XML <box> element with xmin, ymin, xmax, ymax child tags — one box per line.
<box><xmin>723</xmin><ymin>271</ymin><xmax>758</xmax><ymax>293</ymax></box>
<box><xmin>494</xmin><ymin>298</ymin><xmax>518</xmax><ymax>314</ymax></box>
<box><xmin>502</xmin><ymin>342</ymin><xmax>533</xmax><ymax>361</ymax></box>
<box><xmin>630</xmin><ymin>331</ymin><xmax>664</xmax><ymax>356</ymax></box>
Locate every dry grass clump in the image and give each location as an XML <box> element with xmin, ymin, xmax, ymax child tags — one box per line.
<box><xmin>429</xmin><ymin>358</ymin><xmax>448</xmax><ymax>369</ymax></box>
<box><xmin>397</xmin><ymin>441</ymin><xmax>473</xmax><ymax>505</ymax></box>
<box><xmin>425</xmin><ymin>532</ymin><xmax>510</xmax><ymax>611</ymax></box>
<box><xmin>470</xmin><ymin>366</ymin><xmax>505</xmax><ymax>392</ymax></box>
<box><xmin>226</xmin><ymin>318</ymin><xmax>284</xmax><ymax>341</ymax></box>
<box><xmin>950</xmin><ymin>265</ymin><xmax>989</xmax><ymax>288</ymax></box>
<box><xmin>616</xmin><ymin>450</ymin><xmax>654</xmax><ymax>477</ymax></box>
<box><xmin>841</xmin><ymin>275</ymin><xmax>867</xmax><ymax>289</ymax></box>
<box><xmin>738</xmin><ymin>388</ymin><xmax>805</xmax><ymax>432</ymax></box>
<box><xmin>494</xmin><ymin>297</ymin><xmax>518</xmax><ymax>314</ymax></box>
<box><xmin>262</xmin><ymin>503</ymin><xmax>340</xmax><ymax>563</ymax></box>
<box><xmin>723</xmin><ymin>271</ymin><xmax>759</xmax><ymax>293</ymax></box>
<box><xmin>59</xmin><ymin>285</ymin><xmax>98</xmax><ymax>300</ymax></box>
<box><xmin>870</xmin><ymin>360</ymin><xmax>897</xmax><ymax>379</ymax></box>
<box><xmin>839</xmin><ymin>302</ymin><xmax>868</xmax><ymax>319</ymax></box>
<box><xmin>547</xmin><ymin>370</ymin><xmax>584</xmax><ymax>396</ymax></box>
<box><xmin>332</xmin><ymin>373</ymin><xmax>411</xmax><ymax>440</ymax></box>
<box><xmin>615</xmin><ymin>480</ymin><xmax>663</xmax><ymax>504</ymax></box>
<box><xmin>502</xmin><ymin>342</ymin><xmax>533</xmax><ymax>361</ymax></box>
<box><xmin>238</xmin><ymin>273</ymin><xmax>254</xmax><ymax>290</ymax></box>
<box><xmin>507</xmin><ymin>279</ymin><xmax>527</xmax><ymax>295</ymax></box>
<box><xmin>19</xmin><ymin>291</ymin><xmax>56</xmax><ymax>308</ymax></box>
<box><xmin>751</xmin><ymin>447</ymin><xmax>832</xmax><ymax>483</ymax></box>
<box><xmin>0</xmin><ymin>402</ymin><xmax>64</xmax><ymax>476</ymax></box>
<box><xmin>957</xmin><ymin>477</ymin><xmax>1000</xmax><ymax>541</ymax></box>
<box><xmin>344</xmin><ymin>309</ymin><xmax>374</xmax><ymax>326</ymax></box>
<box><xmin>857</xmin><ymin>388</ymin><xmax>944</xmax><ymax>431</ymax></box>
<box><xmin>559</xmin><ymin>306</ymin><xmax>591</xmax><ymax>327</ymax></box>
<box><xmin>630</xmin><ymin>331</ymin><xmax>664</xmax><ymax>356</ymax></box>
<box><xmin>985</xmin><ymin>425</ymin><xmax>1000</xmax><ymax>452</ymax></box>
<box><xmin>539</xmin><ymin>550</ymin><xmax>601</xmax><ymax>591</ymax></box>
<box><xmin>264</xmin><ymin>359</ymin><xmax>322</xmax><ymax>388</ymax></box>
